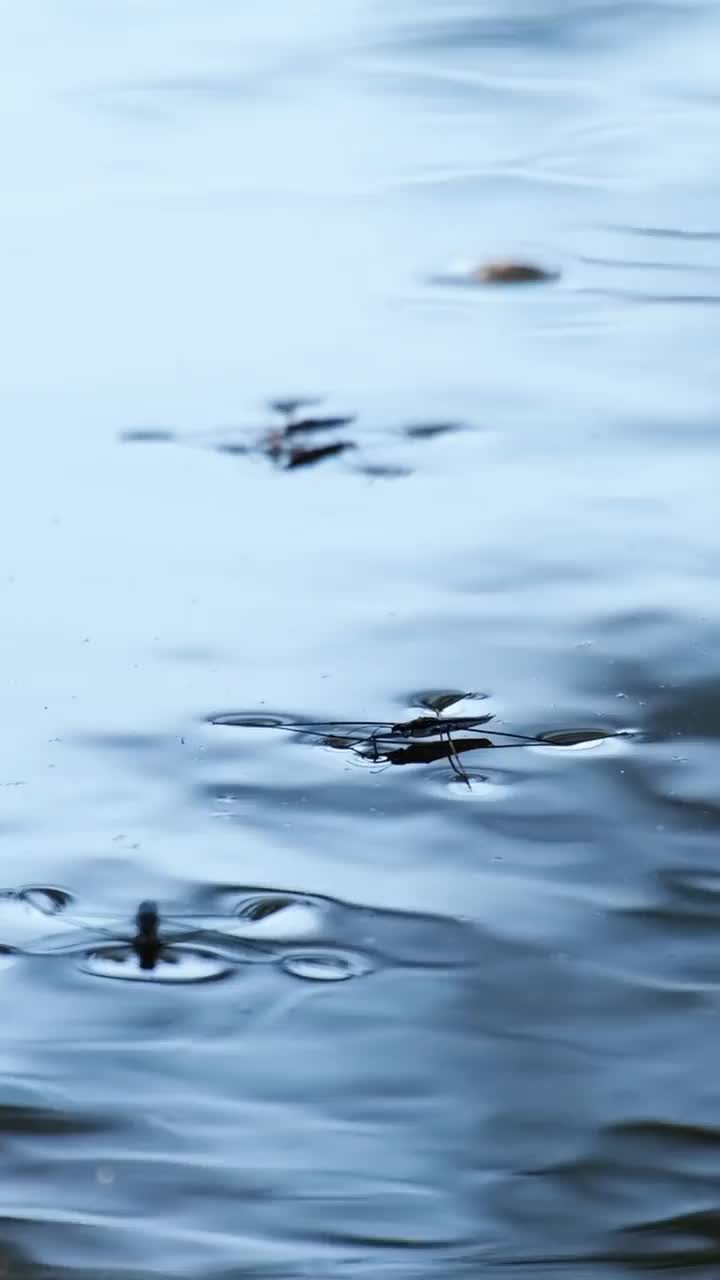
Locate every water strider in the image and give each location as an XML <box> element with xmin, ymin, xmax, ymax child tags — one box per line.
<box><xmin>120</xmin><ymin>396</ymin><xmax>466</xmax><ymax>475</ymax></box>
<box><xmin>0</xmin><ymin>889</ymin><xmax>274</xmax><ymax>971</ymax></box>
<box><xmin>0</xmin><ymin>889</ymin><xmax>388</xmax><ymax>984</ymax></box>
<box><xmin>210</xmin><ymin>708</ymin><xmax>622</xmax><ymax>784</ymax></box>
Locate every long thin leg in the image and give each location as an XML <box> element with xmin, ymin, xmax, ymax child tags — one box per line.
<box><xmin>437</xmin><ymin>714</ymin><xmax>471</xmax><ymax>788</ymax></box>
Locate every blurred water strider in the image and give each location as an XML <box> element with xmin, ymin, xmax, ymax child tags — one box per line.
<box><xmin>120</xmin><ymin>396</ymin><xmax>471</xmax><ymax>477</ymax></box>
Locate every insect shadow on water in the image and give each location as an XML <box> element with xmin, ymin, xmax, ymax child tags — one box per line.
<box><xmin>119</xmin><ymin>396</ymin><xmax>468</xmax><ymax>476</ymax></box>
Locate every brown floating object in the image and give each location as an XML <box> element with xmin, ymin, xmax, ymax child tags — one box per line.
<box><xmin>475</xmin><ymin>260</ymin><xmax>557</xmax><ymax>284</ymax></box>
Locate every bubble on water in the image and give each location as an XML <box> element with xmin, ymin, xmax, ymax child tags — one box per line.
<box><xmin>80</xmin><ymin>944</ymin><xmax>234</xmax><ymax>983</ymax></box>
<box><xmin>280</xmin><ymin>949</ymin><xmax>373</xmax><ymax>982</ymax></box>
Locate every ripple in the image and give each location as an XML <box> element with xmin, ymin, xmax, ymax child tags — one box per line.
<box><xmin>441</xmin><ymin>775</ymin><xmax>511</xmax><ymax>801</ymax></box>
<box><xmin>80</xmin><ymin>944</ymin><xmax>235</xmax><ymax>983</ymax></box>
<box><xmin>280</xmin><ymin>949</ymin><xmax>374</xmax><ymax>982</ymax></box>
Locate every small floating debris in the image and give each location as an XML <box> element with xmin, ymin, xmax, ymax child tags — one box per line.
<box><xmin>429</xmin><ymin>258</ymin><xmax>559</xmax><ymax>287</ymax></box>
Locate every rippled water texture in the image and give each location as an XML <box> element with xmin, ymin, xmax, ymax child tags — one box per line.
<box><xmin>2</xmin><ymin>0</ymin><xmax>720</xmax><ymax>1276</ymax></box>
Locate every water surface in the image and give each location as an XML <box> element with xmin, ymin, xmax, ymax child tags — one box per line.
<box><xmin>1</xmin><ymin>0</ymin><xmax>720</xmax><ymax>1275</ymax></box>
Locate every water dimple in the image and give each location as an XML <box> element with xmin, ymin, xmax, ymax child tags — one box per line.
<box><xmin>540</xmin><ymin>728</ymin><xmax>614</xmax><ymax>746</ymax></box>
<box><xmin>80</xmin><ymin>944</ymin><xmax>234</xmax><ymax>984</ymax></box>
<box><xmin>210</xmin><ymin>713</ymin><xmax>287</xmax><ymax>729</ymax></box>
<box><xmin>442</xmin><ymin>775</ymin><xmax>511</xmax><ymax>801</ymax></box>
<box><xmin>410</xmin><ymin>689</ymin><xmax>487</xmax><ymax>713</ymax></box>
<box><xmin>530</xmin><ymin>728</ymin><xmax>635</xmax><ymax>754</ymax></box>
<box><xmin>232</xmin><ymin>894</ymin><xmax>323</xmax><ymax>940</ymax></box>
<box><xmin>236</xmin><ymin>895</ymin><xmax>297</xmax><ymax>922</ymax></box>
<box><xmin>280</xmin><ymin>949</ymin><xmax>374</xmax><ymax>982</ymax></box>
<box><xmin>17</xmin><ymin>886</ymin><xmax>74</xmax><ymax>915</ymax></box>
<box><xmin>0</xmin><ymin>886</ymin><xmax>77</xmax><ymax>947</ymax></box>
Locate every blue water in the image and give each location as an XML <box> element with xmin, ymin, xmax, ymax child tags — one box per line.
<box><xmin>1</xmin><ymin>1</ymin><xmax>720</xmax><ymax>1275</ymax></box>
